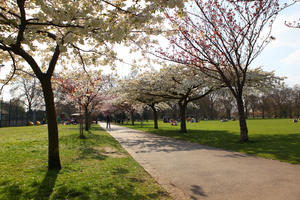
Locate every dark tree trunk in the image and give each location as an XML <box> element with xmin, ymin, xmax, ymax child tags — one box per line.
<box><xmin>79</xmin><ymin>107</ymin><xmax>84</xmax><ymax>138</ymax></box>
<box><xmin>236</xmin><ymin>97</ymin><xmax>249</xmax><ymax>142</ymax></box>
<box><xmin>226</xmin><ymin>109</ymin><xmax>231</xmax><ymax>119</ymax></box>
<box><xmin>209</xmin><ymin>103</ymin><xmax>214</xmax><ymax>120</ymax></box>
<box><xmin>27</xmin><ymin>108</ymin><xmax>33</xmax><ymax>124</ymax></box>
<box><xmin>150</xmin><ymin>105</ymin><xmax>158</xmax><ymax>129</ymax></box>
<box><xmin>130</xmin><ymin>110</ymin><xmax>135</xmax><ymax>126</ymax></box>
<box><xmin>179</xmin><ymin>102</ymin><xmax>187</xmax><ymax>133</ymax></box>
<box><xmin>41</xmin><ymin>78</ymin><xmax>61</xmax><ymax>170</ymax></box>
<box><xmin>85</xmin><ymin>106</ymin><xmax>89</xmax><ymax>131</ymax></box>
<box><xmin>78</xmin><ymin>106</ymin><xmax>84</xmax><ymax>138</ymax></box>
<box><xmin>245</xmin><ymin>101</ymin><xmax>249</xmax><ymax>119</ymax></box>
<box><xmin>262</xmin><ymin>106</ymin><xmax>265</xmax><ymax>119</ymax></box>
<box><xmin>28</xmin><ymin>103</ymin><xmax>33</xmax><ymax>121</ymax></box>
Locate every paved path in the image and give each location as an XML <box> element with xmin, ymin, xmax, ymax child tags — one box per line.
<box><xmin>99</xmin><ymin>123</ymin><xmax>300</xmax><ymax>200</ymax></box>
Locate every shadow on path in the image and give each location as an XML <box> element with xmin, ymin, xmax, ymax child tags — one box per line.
<box><xmin>190</xmin><ymin>185</ymin><xmax>207</xmax><ymax>200</ymax></box>
<box><xmin>112</xmin><ymin>126</ymin><xmax>239</xmax><ymax>155</ymax></box>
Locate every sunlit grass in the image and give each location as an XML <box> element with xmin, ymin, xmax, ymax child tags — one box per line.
<box><xmin>0</xmin><ymin>125</ymin><xmax>170</xmax><ymax>200</ymax></box>
<box><xmin>123</xmin><ymin>119</ymin><xmax>300</xmax><ymax>164</ymax></box>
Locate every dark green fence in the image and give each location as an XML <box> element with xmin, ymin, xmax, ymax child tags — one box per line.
<box><xmin>0</xmin><ymin>100</ymin><xmax>46</xmax><ymax>127</ymax></box>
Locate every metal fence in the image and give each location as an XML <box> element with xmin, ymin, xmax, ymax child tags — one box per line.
<box><xmin>0</xmin><ymin>100</ymin><xmax>46</xmax><ymax>127</ymax></box>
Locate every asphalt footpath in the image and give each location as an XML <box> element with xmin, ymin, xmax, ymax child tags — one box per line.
<box><xmin>99</xmin><ymin>122</ymin><xmax>300</xmax><ymax>200</ymax></box>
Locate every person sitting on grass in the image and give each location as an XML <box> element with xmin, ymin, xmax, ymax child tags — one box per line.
<box><xmin>170</xmin><ymin>119</ymin><xmax>177</xmax><ymax>126</ymax></box>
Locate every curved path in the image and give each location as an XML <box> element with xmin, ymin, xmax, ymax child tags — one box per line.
<box><xmin>99</xmin><ymin>122</ymin><xmax>300</xmax><ymax>200</ymax></box>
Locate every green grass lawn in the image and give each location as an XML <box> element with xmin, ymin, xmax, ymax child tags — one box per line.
<box><xmin>0</xmin><ymin>125</ymin><xmax>170</xmax><ymax>200</ymax></box>
<box><xmin>123</xmin><ymin>119</ymin><xmax>300</xmax><ymax>165</ymax></box>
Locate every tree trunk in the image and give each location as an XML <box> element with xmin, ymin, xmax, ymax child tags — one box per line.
<box><xmin>262</xmin><ymin>106</ymin><xmax>265</xmax><ymax>119</ymax></box>
<box><xmin>79</xmin><ymin>106</ymin><xmax>84</xmax><ymax>138</ymax></box>
<box><xmin>130</xmin><ymin>110</ymin><xmax>135</xmax><ymax>126</ymax></box>
<box><xmin>236</xmin><ymin>97</ymin><xmax>249</xmax><ymax>142</ymax></box>
<box><xmin>245</xmin><ymin>101</ymin><xmax>249</xmax><ymax>119</ymax></box>
<box><xmin>85</xmin><ymin>106</ymin><xmax>89</xmax><ymax>131</ymax></box>
<box><xmin>41</xmin><ymin>78</ymin><xmax>61</xmax><ymax>170</ymax></box>
<box><xmin>179</xmin><ymin>102</ymin><xmax>187</xmax><ymax>133</ymax></box>
<box><xmin>150</xmin><ymin>105</ymin><xmax>158</xmax><ymax>129</ymax></box>
<box><xmin>209</xmin><ymin>103</ymin><xmax>214</xmax><ymax>120</ymax></box>
<box><xmin>226</xmin><ymin>109</ymin><xmax>231</xmax><ymax>119</ymax></box>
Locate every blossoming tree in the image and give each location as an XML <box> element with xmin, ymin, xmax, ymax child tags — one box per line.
<box><xmin>157</xmin><ymin>0</ymin><xmax>297</xmax><ymax>141</ymax></box>
<box><xmin>118</xmin><ymin>71</ymin><xmax>169</xmax><ymax>129</ymax></box>
<box><xmin>140</xmin><ymin>65</ymin><xmax>219</xmax><ymax>133</ymax></box>
<box><xmin>0</xmin><ymin>0</ymin><xmax>184</xmax><ymax>170</ymax></box>
<box><xmin>54</xmin><ymin>69</ymin><xmax>111</xmax><ymax>137</ymax></box>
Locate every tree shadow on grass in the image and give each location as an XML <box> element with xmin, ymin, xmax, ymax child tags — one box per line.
<box><xmin>34</xmin><ymin>170</ymin><xmax>59</xmax><ymax>200</ymax></box>
<box><xmin>236</xmin><ymin>133</ymin><xmax>300</xmax><ymax>164</ymax></box>
<box><xmin>59</xmin><ymin>126</ymin><xmax>126</xmax><ymax>161</ymax></box>
<box><xmin>94</xmin><ymin>182</ymin><xmax>169</xmax><ymax>200</ymax></box>
<box><xmin>60</xmin><ymin>126</ymin><xmax>123</xmax><ymax>150</ymax></box>
<box><xmin>0</xmin><ymin>180</ymin><xmax>23</xmax><ymax>200</ymax></box>
<box><xmin>77</xmin><ymin>141</ymin><xmax>108</xmax><ymax>161</ymax></box>
<box><xmin>111</xmin><ymin>167</ymin><xmax>129</xmax><ymax>175</ymax></box>
<box><xmin>173</xmin><ymin>129</ymin><xmax>300</xmax><ymax>164</ymax></box>
<box><xmin>50</xmin><ymin>181</ymin><xmax>168</xmax><ymax>200</ymax></box>
<box><xmin>51</xmin><ymin>186</ymin><xmax>90</xmax><ymax>200</ymax></box>
<box><xmin>48</xmin><ymin>166</ymin><xmax>167</xmax><ymax>200</ymax></box>
<box><xmin>180</xmin><ymin>130</ymin><xmax>300</xmax><ymax>164</ymax></box>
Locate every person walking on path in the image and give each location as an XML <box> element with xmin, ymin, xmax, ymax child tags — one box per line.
<box><xmin>106</xmin><ymin>115</ymin><xmax>111</xmax><ymax>129</ymax></box>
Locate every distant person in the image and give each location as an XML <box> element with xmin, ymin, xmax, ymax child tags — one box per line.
<box><xmin>106</xmin><ymin>115</ymin><xmax>111</xmax><ymax>129</ymax></box>
<box><xmin>293</xmin><ymin>117</ymin><xmax>298</xmax><ymax>123</ymax></box>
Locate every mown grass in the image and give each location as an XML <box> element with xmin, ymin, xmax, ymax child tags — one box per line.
<box><xmin>123</xmin><ymin>119</ymin><xmax>300</xmax><ymax>165</ymax></box>
<box><xmin>0</xmin><ymin>125</ymin><xmax>170</xmax><ymax>200</ymax></box>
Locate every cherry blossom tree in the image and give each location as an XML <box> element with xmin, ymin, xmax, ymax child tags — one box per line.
<box><xmin>0</xmin><ymin>0</ymin><xmax>184</xmax><ymax>170</ymax></box>
<box><xmin>107</xmin><ymin>91</ymin><xmax>146</xmax><ymax>126</ymax></box>
<box><xmin>157</xmin><ymin>0</ymin><xmax>297</xmax><ymax>141</ymax></box>
<box><xmin>118</xmin><ymin>71</ymin><xmax>169</xmax><ymax>129</ymax></box>
<box><xmin>139</xmin><ymin>65</ymin><xmax>219</xmax><ymax>133</ymax></box>
<box><xmin>54</xmin><ymin>69</ymin><xmax>111</xmax><ymax>137</ymax></box>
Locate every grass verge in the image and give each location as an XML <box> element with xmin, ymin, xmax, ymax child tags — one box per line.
<box><xmin>0</xmin><ymin>124</ymin><xmax>170</xmax><ymax>200</ymax></box>
<box><xmin>122</xmin><ymin>119</ymin><xmax>300</xmax><ymax>165</ymax></box>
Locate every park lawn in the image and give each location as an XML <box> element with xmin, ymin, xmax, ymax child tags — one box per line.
<box><xmin>123</xmin><ymin>119</ymin><xmax>300</xmax><ymax>165</ymax></box>
<box><xmin>0</xmin><ymin>125</ymin><xmax>170</xmax><ymax>200</ymax></box>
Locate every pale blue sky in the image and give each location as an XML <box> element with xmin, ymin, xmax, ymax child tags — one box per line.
<box><xmin>251</xmin><ymin>2</ymin><xmax>300</xmax><ymax>86</ymax></box>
